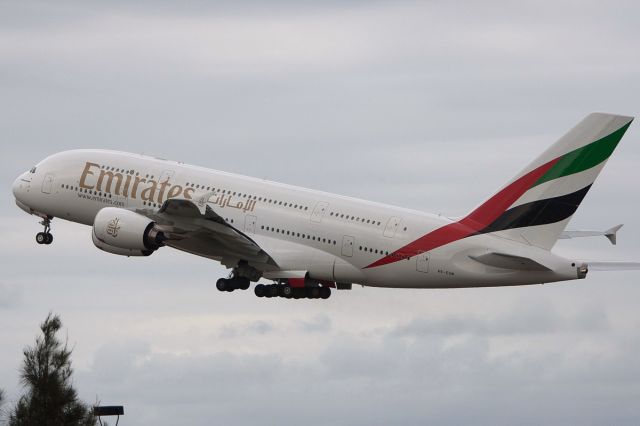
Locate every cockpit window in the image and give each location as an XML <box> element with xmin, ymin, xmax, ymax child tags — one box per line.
<box><xmin>30</xmin><ymin>167</ymin><xmax>36</xmax><ymax>173</ymax></box>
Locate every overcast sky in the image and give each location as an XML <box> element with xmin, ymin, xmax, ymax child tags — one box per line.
<box><xmin>1</xmin><ymin>1</ymin><xmax>640</xmax><ymax>424</ymax></box>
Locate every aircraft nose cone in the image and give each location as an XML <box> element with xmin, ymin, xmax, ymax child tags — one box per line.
<box><xmin>12</xmin><ymin>176</ymin><xmax>22</xmax><ymax>199</ymax></box>
<box><xmin>13</xmin><ymin>172</ymin><xmax>29</xmax><ymax>202</ymax></box>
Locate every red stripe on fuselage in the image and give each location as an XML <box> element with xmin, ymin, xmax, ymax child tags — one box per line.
<box><xmin>365</xmin><ymin>157</ymin><xmax>559</xmax><ymax>269</ymax></box>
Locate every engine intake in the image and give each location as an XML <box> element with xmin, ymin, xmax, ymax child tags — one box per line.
<box><xmin>92</xmin><ymin>207</ymin><xmax>166</xmax><ymax>257</ymax></box>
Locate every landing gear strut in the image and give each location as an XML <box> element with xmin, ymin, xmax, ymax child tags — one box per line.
<box><xmin>36</xmin><ymin>217</ymin><xmax>53</xmax><ymax>245</ymax></box>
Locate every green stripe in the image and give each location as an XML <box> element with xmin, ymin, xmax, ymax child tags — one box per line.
<box><xmin>533</xmin><ymin>122</ymin><xmax>631</xmax><ymax>187</ymax></box>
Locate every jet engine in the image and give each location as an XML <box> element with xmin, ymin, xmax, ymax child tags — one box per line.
<box><xmin>92</xmin><ymin>207</ymin><xmax>166</xmax><ymax>257</ymax></box>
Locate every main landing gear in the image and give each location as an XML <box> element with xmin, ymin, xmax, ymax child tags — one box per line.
<box><xmin>36</xmin><ymin>217</ymin><xmax>53</xmax><ymax>245</ymax></box>
<box><xmin>214</xmin><ymin>261</ymin><xmax>332</xmax><ymax>300</ymax></box>
<box><xmin>254</xmin><ymin>283</ymin><xmax>331</xmax><ymax>300</ymax></box>
<box><xmin>216</xmin><ymin>262</ymin><xmax>257</xmax><ymax>292</ymax></box>
<box><xmin>215</xmin><ymin>276</ymin><xmax>332</xmax><ymax>300</ymax></box>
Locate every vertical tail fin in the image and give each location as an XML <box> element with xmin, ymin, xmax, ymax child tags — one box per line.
<box><xmin>468</xmin><ymin>112</ymin><xmax>633</xmax><ymax>249</ymax></box>
<box><xmin>365</xmin><ymin>113</ymin><xmax>633</xmax><ymax>270</ymax></box>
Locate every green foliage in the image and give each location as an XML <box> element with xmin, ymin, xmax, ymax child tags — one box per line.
<box><xmin>8</xmin><ymin>313</ymin><xmax>96</xmax><ymax>426</ymax></box>
<box><xmin>1</xmin><ymin>388</ymin><xmax>5</xmax><ymax>420</ymax></box>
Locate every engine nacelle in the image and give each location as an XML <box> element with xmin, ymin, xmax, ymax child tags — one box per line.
<box><xmin>92</xmin><ymin>207</ymin><xmax>165</xmax><ymax>257</ymax></box>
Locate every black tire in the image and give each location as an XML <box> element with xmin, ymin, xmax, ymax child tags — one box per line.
<box><xmin>282</xmin><ymin>284</ymin><xmax>293</xmax><ymax>298</ymax></box>
<box><xmin>320</xmin><ymin>287</ymin><xmax>331</xmax><ymax>299</ymax></box>
<box><xmin>268</xmin><ymin>284</ymin><xmax>279</xmax><ymax>298</ymax></box>
<box><xmin>254</xmin><ymin>284</ymin><xmax>266</xmax><ymax>297</ymax></box>
<box><xmin>216</xmin><ymin>278</ymin><xmax>229</xmax><ymax>292</ymax></box>
<box><xmin>44</xmin><ymin>233</ymin><xmax>53</xmax><ymax>245</ymax></box>
<box><xmin>238</xmin><ymin>278</ymin><xmax>250</xmax><ymax>290</ymax></box>
<box><xmin>292</xmin><ymin>288</ymin><xmax>304</xmax><ymax>299</ymax></box>
<box><xmin>307</xmin><ymin>287</ymin><xmax>320</xmax><ymax>299</ymax></box>
<box><xmin>36</xmin><ymin>232</ymin><xmax>46</xmax><ymax>244</ymax></box>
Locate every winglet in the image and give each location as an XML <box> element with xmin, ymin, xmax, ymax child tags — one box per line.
<box><xmin>605</xmin><ymin>224</ymin><xmax>623</xmax><ymax>245</ymax></box>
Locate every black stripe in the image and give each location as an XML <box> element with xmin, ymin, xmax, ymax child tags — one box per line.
<box><xmin>478</xmin><ymin>184</ymin><xmax>592</xmax><ymax>234</ymax></box>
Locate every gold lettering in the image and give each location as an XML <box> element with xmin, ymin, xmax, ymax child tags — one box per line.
<box><xmin>97</xmin><ymin>170</ymin><xmax>124</xmax><ymax>195</ymax></box>
<box><xmin>141</xmin><ymin>180</ymin><xmax>158</xmax><ymax>202</ymax></box>
<box><xmin>167</xmin><ymin>185</ymin><xmax>182</xmax><ymax>199</ymax></box>
<box><xmin>131</xmin><ymin>176</ymin><xmax>146</xmax><ymax>199</ymax></box>
<box><xmin>157</xmin><ymin>180</ymin><xmax>171</xmax><ymax>203</ymax></box>
<box><xmin>123</xmin><ymin>173</ymin><xmax>132</xmax><ymax>197</ymax></box>
<box><xmin>183</xmin><ymin>187</ymin><xmax>194</xmax><ymax>200</ymax></box>
<box><xmin>79</xmin><ymin>162</ymin><xmax>99</xmax><ymax>189</ymax></box>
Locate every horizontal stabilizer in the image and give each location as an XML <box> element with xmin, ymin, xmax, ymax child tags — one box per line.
<box><xmin>560</xmin><ymin>224</ymin><xmax>623</xmax><ymax>245</ymax></box>
<box><xmin>605</xmin><ymin>224</ymin><xmax>623</xmax><ymax>245</ymax></box>
<box><xmin>586</xmin><ymin>261</ymin><xmax>640</xmax><ymax>271</ymax></box>
<box><xmin>469</xmin><ymin>252</ymin><xmax>551</xmax><ymax>271</ymax></box>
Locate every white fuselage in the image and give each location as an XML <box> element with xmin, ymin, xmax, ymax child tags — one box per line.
<box><xmin>12</xmin><ymin>149</ymin><xmax>581</xmax><ymax>289</ymax></box>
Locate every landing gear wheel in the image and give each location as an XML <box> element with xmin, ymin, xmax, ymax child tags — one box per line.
<box><xmin>267</xmin><ymin>284</ymin><xmax>279</xmax><ymax>298</ymax></box>
<box><xmin>282</xmin><ymin>284</ymin><xmax>293</xmax><ymax>299</ymax></box>
<box><xmin>254</xmin><ymin>284</ymin><xmax>266</xmax><ymax>297</ymax></box>
<box><xmin>237</xmin><ymin>277</ymin><xmax>250</xmax><ymax>290</ymax></box>
<box><xmin>44</xmin><ymin>233</ymin><xmax>53</xmax><ymax>245</ymax></box>
<box><xmin>216</xmin><ymin>278</ymin><xmax>230</xmax><ymax>292</ymax></box>
<box><xmin>36</xmin><ymin>232</ymin><xmax>46</xmax><ymax>245</ymax></box>
<box><xmin>292</xmin><ymin>288</ymin><xmax>305</xmax><ymax>299</ymax></box>
<box><xmin>307</xmin><ymin>287</ymin><xmax>321</xmax><ymax>299</ymax></box>
<box><xmin>320</xmin><ymin>287</ymin><xmax>331</xmax><ymax>299</ymax></box>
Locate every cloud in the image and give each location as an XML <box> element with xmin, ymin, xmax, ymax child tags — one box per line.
<box><xmin>0</xmin><ymin>282</ymin><xmax>22</xmax><ymax>309</ymax></box>
<box><xmin>390</xmin><ymin>300</ymin><xmax>609</xmax><ymax>337</ymax></box>
<box><xmin>299</xmin><ymin>314</ymin><xmax>332</xmax><ymax>333</ymax></box>
<box><xmin>219</xmin><ymin>319</ymin><xmax>275</xmax><ymax>338</ymax></box>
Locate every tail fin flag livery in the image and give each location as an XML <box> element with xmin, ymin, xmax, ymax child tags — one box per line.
<box><xmin>367</xmin><ymin>113</ymin><xmax>632</xmax><ymax>269</ymax></box>
<box><xmin>482</xmin><ymin>113</ymin><xmax>632</xmax><ymax>249</ymax></box>
<box><xmin>11</xmin><ymin>112</ymin><xmax>639</xmax><ymax>297</ymax></box>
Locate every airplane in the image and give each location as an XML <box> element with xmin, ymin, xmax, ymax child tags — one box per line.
<box><xmin>11</xmin><ymin>113</ymin><xmax>638</xmax><ymax>300</ymax></box>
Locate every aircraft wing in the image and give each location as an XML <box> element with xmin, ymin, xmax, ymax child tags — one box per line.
<box><xmin>136</xmin><ymin>198</ymin><xmax>276</xmax><ymax>267</ymax></box>
<box><xmin>559</xmin><ymin>224</ymin><xmax>623</xmax><ymax>245</ymax></box>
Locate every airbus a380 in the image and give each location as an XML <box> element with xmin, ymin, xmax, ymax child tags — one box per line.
<box><xmin>11</xmin><ymin>113</ymin><xmax>638</xmax><ymax>300</ymax></box>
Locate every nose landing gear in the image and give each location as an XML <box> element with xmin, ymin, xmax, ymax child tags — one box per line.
<box><xmin>36</xmin><ymin>218</ymin><xmax>53</xmax><ymax>245</ymax></box>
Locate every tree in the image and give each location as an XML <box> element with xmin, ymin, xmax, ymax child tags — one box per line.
<box><xmin>1</xmin><ymin>388</ymin><xmax>5</xmax><ymax>421</ymax></box>
<box><xmin>8</xmin><ymin>313</ymin><xmax>95</xmax><ymax>426</ymax></box>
